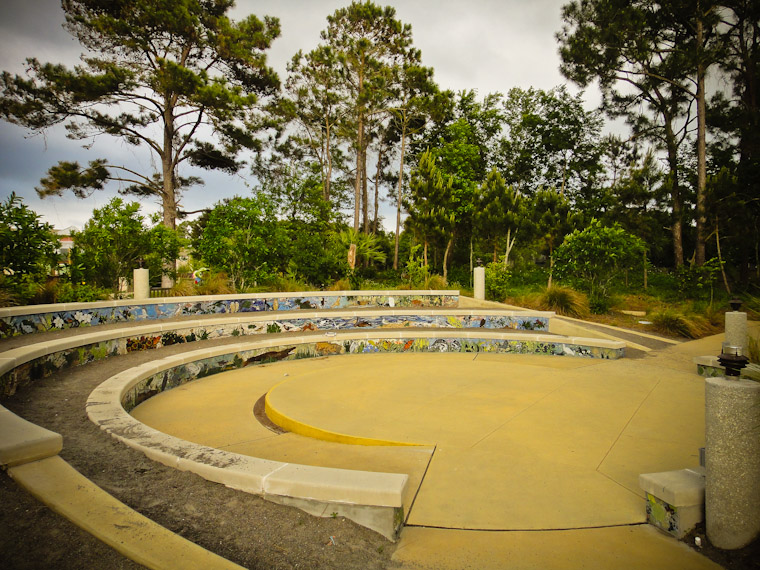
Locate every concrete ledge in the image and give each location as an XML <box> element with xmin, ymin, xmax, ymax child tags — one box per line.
<box><xmin>0</xmin><ymin>405</ymin><xmax>63</xmax><ymax>467</ymax></box>
<box><xmin>639</xmin><ymin>467</ymin><xmax>705</xmax><ymax>539</ymax></box>
<box><xmin>8</xmin><ymin>456</ymin><xmax>244</xmax><ymax>570</ymax></box>
<box><xmin>87</xmin><ymin>346</ymin><xmax>409</xmax><ymax>540</ymax></box>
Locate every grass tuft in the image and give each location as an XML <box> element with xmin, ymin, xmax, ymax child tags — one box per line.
<box><xmin>538</xmin><ymin>286</ymin><xmax>589</xmax><ymax>318</ymax></box>
<box><xmin>649</xmin><ymin>309</ymin><xmax>710</xmax><ymax>339</ymax></box>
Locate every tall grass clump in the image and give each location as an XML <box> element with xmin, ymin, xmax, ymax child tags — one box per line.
<box><xmin>538</xmin><ymin>286</ymin><xmax>589</xmax><ymax>318</ymax></box>
<box><xmin>649</xmin><ymin>308</ymin><xmax>710</xmax><ymax>339</ymax></box>
<box><xmin>748</xmin><ymin>335</ymin><xmax>759</xmax><ymax>365</ymax></box>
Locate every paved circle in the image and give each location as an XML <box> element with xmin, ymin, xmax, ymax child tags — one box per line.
<box><xmin>133</xmin><ymin>352</ymin><xmax>706</xmax><ymax>531</ymax></box>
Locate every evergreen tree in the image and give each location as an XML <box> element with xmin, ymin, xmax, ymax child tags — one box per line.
<box><xmin>0</xmin><ymin>0</ymin><xmax>280</xmax><ymax>229</ymax></box>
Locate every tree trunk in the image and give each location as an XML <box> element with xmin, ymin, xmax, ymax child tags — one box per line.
<box><xmin>362</xmin><ymin>145</ymin><xmax>369</xmax><ymax>234</ymax></box>
<box><xmin>354</xmin><ymin>115</ymin><xmax>363</xmax><ymax>232</ymax></box>
<box><xmin>373</xmin><ymin>147</ymin><xmax>382</xmax><ymax>234</ymax></box>
<box><xmin>324</xmin><ymin>116</ymin><xmax>332</xmax><ymax>202</ymax></box>
<box><xmin>394</xmin><ymin>126</ymin><xmax>407</xmax><ymax>270</ymax></box>
<box><xmin>695</xmin><ymin>14</ymin><xmax>708</xmax><ymax>266</ymax></box>
<box><xmin>715</xmin><ymin>221</ymin><xmax>731</xmax><ymax>295</ymax></box>
<box><xmin>665</xmin><ymin>122</ymin><xmax>684</xmax><ymax>267</ymax></box>
<box><xmin>643</xmin><ymin>249</ymin><xmax>648</xmax><ymax>290</ymax></box>
<box><xmin>504</xmin><ymin>228</ymin><xmax>517</xmax><ymax>267</ymax></box>
<box><xmin>161</xmin><ymin>103</ymin><xmax>177</xmax><ymax>288</ymax></box>
<box><xmin>442</xmin><ymin>236</ymin><xmax>453</xmax><ymax>282</ymax></box>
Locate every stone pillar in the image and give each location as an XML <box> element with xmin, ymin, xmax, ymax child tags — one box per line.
<box><xmin>473</xmin><ymin>266</ymin><xmax>485</xmax><ymax>300</ymax></box>
<box><xmin>724</xmin><ymin>311</ymin><xmax>747</xmax><ymax>354</ymax></box>
<box><xmin>705</xmin><ymin>377</ymin><xmax>760</xmax><ymax>549</ymax></box>
<box><xmin>133</xmin><ymin>268</ymin><xmax>150</xmax><ymax>300</ymax></box>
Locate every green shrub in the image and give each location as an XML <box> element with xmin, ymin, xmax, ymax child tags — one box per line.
<box><xmin>484</xmin><ymin>262</ymin><xmax>511</xmax><ymax>301</ymax></box>
<box><xmin>538</xmin><ymin>286</ymin><xmax>589</xmax><ymax>318</ymax></box>
<box><xmin>54</xmin><ymin>281</ymin><xmax>110</xmax><ymax>303</ymax></box>
<box><xmin>404</xmin><ymin>245</ymin><xmax>429</xmax><ymax>288</ymax></box>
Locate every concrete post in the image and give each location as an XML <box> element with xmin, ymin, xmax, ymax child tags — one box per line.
<box><xmin>724</xmin><ymin>311</ymin><xmax>748</xmax><ymax>354</ymax></box>
<box><xmin>133</xmin><ymin>268</ymin><xmax>150</xmax><ymax>300</ymax></box>
<box><xmin>705</xmin><ymin>376</ymin><xmax>760</xmax><ymax>549</ymax></box>
<box><xmin>473</xmin><ymin>266</ymin><xmax>485</xmax><ymax>300</ymax></box>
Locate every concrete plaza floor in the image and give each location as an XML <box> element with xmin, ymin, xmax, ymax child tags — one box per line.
<box><xmin>132</xmin><ymin>328</ymin><xmax>730</xmax><ymax>569</ymax></box>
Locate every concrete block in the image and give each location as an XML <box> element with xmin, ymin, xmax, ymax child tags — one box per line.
<box><xmin>263</xmin><ymin>462</ymin><xmax>407</xmax><ymax>508</ymax></box>
<box><xmin>639</xmin><ymin>468</ymin><xmax>705</xmax><ymax>539</ymax></box>
<box><xmin>264</xmin><ymin>493</ymin><xmax>403</xmax><ymax>541</ymax></box>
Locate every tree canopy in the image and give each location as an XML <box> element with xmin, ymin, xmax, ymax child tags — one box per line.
<box><xmin>0</xmin><ymin>0</ymin><xmax>281</xmax><ymax>229</ymax></box>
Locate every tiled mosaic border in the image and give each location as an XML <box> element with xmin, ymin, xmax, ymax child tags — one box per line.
<box><xmin>0</xmin><ymin>292</ymin><xmax>458</xmax><ymax>338</ymax></box>
<box><xmin>0</xmin><ymin>313</ymin><xmax>548</xmax><ymax>396</ymax></box>
<box><xmin>122</xmin><ymin>337</ymin><xmax>624</xmax><ymax>412</ymax></box>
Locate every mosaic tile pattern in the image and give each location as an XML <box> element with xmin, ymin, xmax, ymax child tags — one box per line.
<box><xmin>0</xmin><ymin>313</ymin><xmax>550</xmax><ymax>396</ymax></box>
<box><xmin>122</xmin><ymin>337</ymin><xmax>623</xmax><ymax>412</ymax></box>
<box><xmin>0</xmin><ymin>292</ymin><xmax>459</xmax><ymax>338</ymax></box>
<box><xmin>645</xmin><ymin>492</ymin><xmax>680</xmax><ymax>537</ymax></box>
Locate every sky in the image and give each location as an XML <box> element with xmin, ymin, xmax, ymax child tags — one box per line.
<box><xmin>0</xmin><ymin>0</ymin><xmax>602</xmax><ymax>232</ymax></box>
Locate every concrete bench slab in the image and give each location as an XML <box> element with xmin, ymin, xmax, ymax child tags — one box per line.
<box><xmin>0</xmin><ymin>406</ymin><xmax>62</xmax><ymax>467</ymax></box>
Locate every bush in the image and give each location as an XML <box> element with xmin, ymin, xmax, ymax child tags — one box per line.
<box><xmin>404</xmin><ymin>245</ymin><xmax>429</xmax><ymax>288</ymax></box>
<box><xmin>53</xmin><ymin>281</ymin><xmax>110</xmax><ymax>303</ymax></box>
<box><xmin>484</xmin><ymin>262</ymin><xmax>511</xmax><ymax>301</ymax></box>
<box><xmin>649</xmin><ymin>309</ymin><xmax>710</xmax><ymax>339</ymax></box>
<box><xmin>538</xmin><ymin>286</ymin><xmax>589</xmax><ymax>318</ymax></box>
<box><xmin>426</xmin><ymin>274</ymin><xmax>448</xmax><ymax>290</ymax></box>
<box><xmin>553</xmin><ymin>220</ymin><xmax>645</xmax><ymax>310</ymax></box>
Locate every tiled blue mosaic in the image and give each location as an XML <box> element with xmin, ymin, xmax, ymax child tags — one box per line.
<box><xmin>122</xmin><ymin>337</ymin><xmax>623</xmax><ymax>412</ymax></box>
<box><xmin>0</xmin><ymin>293</ymin><xmax>458</xmax><ymax>338</ymax></box>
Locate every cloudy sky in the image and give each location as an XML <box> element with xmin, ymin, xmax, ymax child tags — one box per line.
<box><xmin>0</xmin><ymin>0</ymin><xmax>601</xmax><ymax>231</ymax></box>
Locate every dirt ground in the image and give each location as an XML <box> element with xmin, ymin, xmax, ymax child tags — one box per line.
<box><xmin>0</xmin><ymin>339</ymin><xmax>400</xmax><ymax>570</ymax></box>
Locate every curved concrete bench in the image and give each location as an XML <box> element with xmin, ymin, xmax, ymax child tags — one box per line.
<box><xmin>1</xmin><ymin>308</ymin><xmax>554</xmax><ymax>397</ymax></box>
<box><xmin>0</xmin><ymin>289</ymin><xmax>458</xmax><ymax>338</ymax></box>
<box><xmin>87</xmin><ymin>330</ymin><xmax>626</xmax><ymax>539</ymax></box>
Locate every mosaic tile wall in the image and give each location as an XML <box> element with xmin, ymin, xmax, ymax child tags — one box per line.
<box><xmin>0</xmin><ymin>313</ymin><xmax>548</xmax><ymax>396</ymax></box>
<box><xmin>0</xmin><ymin>292</ymin><xmax>459</xmax><ymax>338</ymax></box>
<box><xmin>122</xmin><ymin>337</ymin><xmax>623</xmax><ymax>412</ymax></box>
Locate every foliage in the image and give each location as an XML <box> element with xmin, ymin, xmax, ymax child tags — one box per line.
<box><xmin>49</xmin><ymin>281</ymin><xmax>110</xmax><ymax>303</ymax></box>
<box><xmin>675</xmin><ymin>258</ymin><xmax>724</xmax><ymax>302</ymax></box>
<box><xmin>193</xmin><ymin>196</ymin><xmax>285</xmax><ymax>291</ymax></box>
<box><xmin>405</xmin><ymin>149</ymin><xmax>458</xmax><ymax>278</ymax></box>
<box><xmin>321</xmin><ymin>0</ymin><xmax>412</xmax><ymax>231</ymax></box>
<box><xmin>538</xmin><ymin>286</ymin><xmax>589</xmax><ymax>318</ymax></box>
<box><xmin>553</xmin><ymin>219</ymin><xmax>646</xmax><ymax>312</ymax></box>
<box><xmin>500</xmin><ymin>85</ymin><xmax>604</xmax><ymax>205</ymax></box>
<box><xmin>0</xmin><ymin>0</ymin><xmax>280</xmax><ymax>228</ymax></box>
<box><xmin>335</xmin><ymin>228</ymin><xmax>388</xmax><ymax>267</ymax></box>
<box><xmin>71</xmin><ymin>198</ymin><xmax>182</xmax><ymax>290</ymax></box>
<box><xmin>404</xmin><ymin>245</ymin><xmax>430</xmax><ymax>288</ymax></box>
<box><xmin>484</xmin><ymin>262</ymin><xmax>511</xmax><ymax>302</ymax></box>
<box><xmin>474</xmin><ymin>170</ymin><xmax>526</xmax><ymax>265</ymax></box>
<box><xmin>0</xmin><ymin>193</ymin><xmax>60</xmax><ymax>279</ymax></box>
